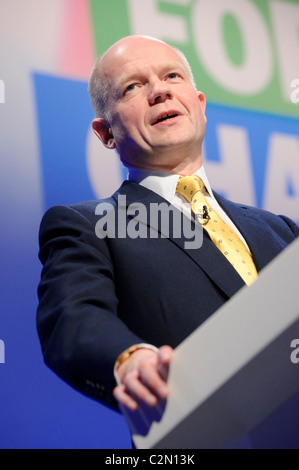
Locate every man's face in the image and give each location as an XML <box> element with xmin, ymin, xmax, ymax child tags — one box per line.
<box><xmin>93</xmin><ymin>37</ymin><xmax>207</xmax><ymax>172</ymax></box>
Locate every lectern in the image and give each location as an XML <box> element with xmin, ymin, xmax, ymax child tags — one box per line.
<box><xmin>120</xmin><ymin>238</ymin><xmax>299</xmax><ymax>449</ymax></box>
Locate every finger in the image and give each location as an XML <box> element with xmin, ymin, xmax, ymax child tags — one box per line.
<box><xmin>157</xmin><ymin>345</ymin><xmax>173</xmax><ymax>381</ymax></box>
<box><xmin>113</xmin><ymin>384</ymin><xmax>138</xmax><ymax>411</ymax></box>
<box><xmin>158</xmin><ymin>345</ymin><xmax>174</xmax><ymax>365</ymax></box>
<box><xmin>123</xmin><ymin>371</ymin><xmax>158</xmax><ymax>407</ymax></box>
<box><xmin>138</xmin><ymin>361</ymin><xmax>169</xmax><ymax>400</ymax></box>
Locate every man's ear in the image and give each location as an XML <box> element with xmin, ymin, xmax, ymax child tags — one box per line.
<box><xmin>197</xmin><ymin>91</ymin><xmax>207</xmax><ymax>123</ymax></box>
<box><xmin>92</xmin><ymin>118</ymin><xmax>116</xmax><ymax>149</ymax></box>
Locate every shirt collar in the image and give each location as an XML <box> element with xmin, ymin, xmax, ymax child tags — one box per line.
<box><xmin>128</xmin><ymin>166</ymin><xmax>214</xmax><ymax>204</ymax></box>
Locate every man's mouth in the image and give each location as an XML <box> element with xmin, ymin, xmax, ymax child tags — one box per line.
<box><xmin>153</xmin><ymin>113</ymin><xmax>179</xmax><ymax>125</ymax></box>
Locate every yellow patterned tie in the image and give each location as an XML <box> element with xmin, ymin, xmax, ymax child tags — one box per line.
<box><xmin>176</xmin><ymin>175</ymin><xmax>257</xmax><ymax>286</ymax></box>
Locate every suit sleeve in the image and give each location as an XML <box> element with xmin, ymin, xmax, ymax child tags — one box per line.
<box><xmin>279</xmin><ymin>214</ymin><xmax>299</xmax><ymax>237</ymax></box>
<box><xmin>36</xmin><ymin>204</ymin><xmax>145</xmax><ymax>411</ymax></box>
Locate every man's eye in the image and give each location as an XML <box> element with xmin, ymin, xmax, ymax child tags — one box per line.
<box><xmin>167</xmin><ymin>72</ymin><xmax>180</xmax><ymax>79</ymax></box>
<box><xmin>125</xmin><ymin>83</ymin><xmax>137</xmax><ymax>93</ymax></box>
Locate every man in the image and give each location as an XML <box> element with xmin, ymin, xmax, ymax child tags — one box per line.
<box><xmin>37</xmin><ymin>36</ymin><xmax>298</xmax><ymax>421</ymax></box>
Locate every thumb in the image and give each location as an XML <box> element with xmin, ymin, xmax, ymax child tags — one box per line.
<box><xmin>158</xmin><ymin>345</ymin><xmax>174</xmax><ymax>364</ymax></box>
<box><xmin>157</xmin><ymin>345</ymin><xmax>174</xmax><ymax>381</ymax></box>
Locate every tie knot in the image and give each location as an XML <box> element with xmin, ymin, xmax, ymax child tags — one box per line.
<box><xmin>176</xmin><ymin>175</ymin><xmax>205</xmax><ymax>203</ymax></box>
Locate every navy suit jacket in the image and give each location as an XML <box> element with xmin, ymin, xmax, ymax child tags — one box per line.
<box><xmin>37</xmin><ymin>180</ymin><xmax>299</xmax><ymax>410</ymax></box>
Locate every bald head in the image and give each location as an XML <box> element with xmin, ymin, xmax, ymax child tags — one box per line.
<box><xmin>88</xmin><ymin>35</ymin><xmax>196</xmax><ymax>121</ymax></box>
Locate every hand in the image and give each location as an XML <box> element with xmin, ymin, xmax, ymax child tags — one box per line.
<box><xmin>113</xmin><ymin>345</ymin><xmax>174</xmax><ymax>411</ymax></box>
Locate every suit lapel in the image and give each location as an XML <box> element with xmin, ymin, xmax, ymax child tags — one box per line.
<box><xmin>112</xmin><ymin>182</ymin><xmax>246</xmax><ymax>299</ymax></box>
<box><xmin>214</xmin><ymin>193</ymin><xmax>281</xmax><ymax>272</ymax></box>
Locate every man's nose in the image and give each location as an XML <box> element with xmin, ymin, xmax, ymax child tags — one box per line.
<box><xmin>148</xmin><ymin>80</ymin><xmax>173</xmax><ymax>105</ymax></box>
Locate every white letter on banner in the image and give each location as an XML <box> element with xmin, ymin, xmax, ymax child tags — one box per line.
<box><xmin>270</xmin><ymin>1</ymin><xmax>299</xmax><ymax>103</ymax></box>
<box><xmin>263</xmin><ymin>133</ymin><xmax>299</xmax><ymax>221</ymax></box>
<box><xmin>127</xmin><ymin>0</ymin><xmax>188</xmax><ymax>43</ymax></box>
<box><xmin>192</xmin><ymin>0</ymin><xmax>272</xmax><ymax>94</ymax></box>
<box><xmin>0</xmin><ymin>340</ymin><xmax>4</xmax><ymax>363</ymax></box>
<box><xmin>290</xmin><ymin>79</ymin><xmax>299</xmax><ymax>104</ymax></box>
<box><xmin>86</xmin><ymin>128</ymin><xmax>123</xmax><ymax>199</ymax></box>
<box><xmin>203</xmin><ymin>125</ymin><xmax>256</xmax><ymax>206</ymax></box>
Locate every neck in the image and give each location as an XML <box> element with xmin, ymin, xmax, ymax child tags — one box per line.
<box><xmin>167</xmin><ymin>159</ymin><xmax>202</xmax><ymax>176</ymax></box>
<box><xmin>123</xmin><ymin>149</ymin><xmax>203</xmax><ymax>176</ymax></box>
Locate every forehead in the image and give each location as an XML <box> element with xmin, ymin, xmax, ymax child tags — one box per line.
<box><xmin>101</xmin><ymin>39</ymin><xmax>186</xmax><ymax>84</ymax></box>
